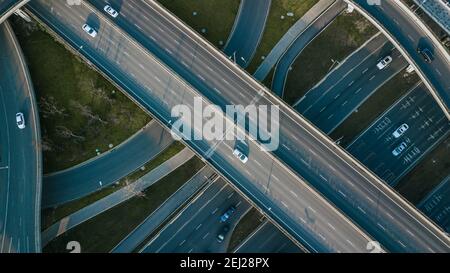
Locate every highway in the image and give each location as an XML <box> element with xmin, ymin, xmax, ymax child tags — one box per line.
<box><xmin>349</xmin><ymin>0</ymin><xmax>450</xmax><ymax>119</ymax></box>
<box><xmin>271</xmin><ymin>0</ymin><xmax>346</xmax><ymax>97</ymax></box>
<box><xmin>141</xmin><ymin>179</ymin><xmax>250</xmax><ymax>253</ymax></box>
<box><xmin>235</xmin><ymin>220</ymin><xmax>302</xmax><ymax>253</ymax></box>
<box><xmin>41</xmin><ymin>148</ymin><xmax>194</xmax><ymax>247</ymax></box>
<box><xmin>112</xmin><ymin>167</ymin><xmax>216</xmax><ymax>253</ymax></box>
<box><xmin>86</xmin><ymin>0</ymin><xmax>450</xmax><ymax>252</ymax></box>
<box><xmin>42</xmin><ymin>121</ymin><xmax>173</xmax><ymax>208</ymax></box>
<box><xmin>418</xmin><ymin>175</ymin><xmax>450</xmax><ymax>233</ymax></box>
<box><xmin>27</xmin><ymin>0</ymin><xmax>450</xmax><ymax>252</ymax></box>
<box><xmin>0</xmin><ymin>22</ymin><xmax>41</xmax><ymax>253</ymax></box>
<box><xmin>0</xmin><ymin>0</ymin><xmax>29</xmax><ymax>24</ymax></box>
<box><xmin>294</xmin><ymin>33</ymin><xmax>408</xmax><ymax>133</ymax></box>
<box><xmin>347</xmin><ymin>82</ymin><xmax>450</xmax><ymax>186</ymax></box>
<box><xmin>28</xmin><ymin>0</ymin><xmax>380</xmax><ymax>253</ymax></box>
<box><xmin>223</xmin><ymin>0</ymin><xmax>271</xmax><ymax>68</ymax></box>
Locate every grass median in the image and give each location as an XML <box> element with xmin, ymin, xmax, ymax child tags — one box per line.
<box><xmin>44</xmin><ymin>155</ymin><xmax>205</xmax><ymax>253</ymax></box>
<box><xmin>283</xmin><ymin>11</ymin><xmax>378</xmax><ymax>104</ymax></box>
<box><xmin>157</xmin><ymin>0</ymin><xmax>240</xmax><ymax>47</ymax></box>
<box><xmin>41</xmin><ymin>141</ymin><xmax>184</xmax><ymax>230</ymax></box>
<box><xmin>330</xmin><ymin>73</ymin><xmax>420</xmax><ymax>146</ymax></box>
<box><xmin>246</xmin><ymin>0</ymin><xmax>318</xmax><ymax>73</ymax></box>
<box><xmin>10</xmin><ymin>18</ymin><xmax>150</xmax><ymax>173</ymax></box>
<box><xmin>227</xmin><ymin>208</ymin><xmax>264</xmax><ymax>252</ymax></box>
<box><xmin>395</xmin><ymin>136</ymin><xmax>450</xmax><ymax>205</ymax></box>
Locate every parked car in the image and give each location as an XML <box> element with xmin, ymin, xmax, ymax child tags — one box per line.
<box><xmin>16</xmin><ymin>112</ymin><xmax>25</xmax><ymax>129</ymax></box>
<box><xmin>104</xmin><ymin>5</ymin><xmax>119</xmax><ymax>18</ymax></box>
<box><xmin>376</xmin><ymin>55</ymin><xmax>393</xmax><ymax>70</ymax></box>
<box><xmin>220</xmin><ymin>206</ymin><xmax>236</xmax><ymax>223</ymax></box>
<box><xmin>392</xmin><ymin>142</ymin><xmax>407</xmax><ymax>156</ymax></box>
<box><xmin>392</xmin><ymin>123</ymin><xmax>409</xmax><ymax>138</ymax></box>
<box><xmin>82</xmin><ymin>24</ymin><xmax>97</xmax><ymax>38</ymax></box>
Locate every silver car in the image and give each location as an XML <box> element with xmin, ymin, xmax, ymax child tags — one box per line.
<box><xmin>392</xmin><ymin>142</ymin><xmax>407</xmax><ymax>157</ymax></box>
<box><xmin>392</xmin><ymin>123</ymin><xmax>409</xmax><ymax>138</ymax></box>
<box><xmin>233</xmin><ymin>148</ymin><xmax>248</xmax><ymax>163</ymax></box>
<box><xmin>82</xmin><ymin>24</ymin><xmax>97</xmax><ymax>38</ymax></box>
<box><xmin>16</xmin><ymin>112</ymin><xmax>25</xmax><ymax>129</ymax></box>
<box><xmin>104</xmin><ymin>5</ymin><xmax>119</xmax><ymax>18</ymax></box>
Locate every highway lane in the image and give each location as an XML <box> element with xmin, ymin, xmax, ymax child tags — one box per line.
<box><xmin>294</xmin><ymin>33</ymin><xmax>408</xmax><ymax>133</ymax></box>
<box><xmin>0</xmin><ymin>0</ymin><xmax>29</xmax><ymax>24</ymax></box>
<box><xmin>223</xmin><ymin>0</ymin><xmax>271</xmax><ymax>68</ymax></box>
<box><xmin>28</xmin><ymin>0</ymin><xmax>380</xmax><ymax>252</ymax></box>
<box><xmin>85</xmin><ymin>0</ymin><xmax>450</xmax><ymax>251</ymax></box>
<box><xmin>271</xmin><ymin>0</ymin><xmax>346</xmax><ymax>97</ymax></box>
<box><xmin>0</xmin><ymin>22</ymin><xmax>41</xmax><ymax>253</ymax></box>
<box><xmin>349</xmin><ymin>0</ymin><xmax>450</xmax><ymax>119</ymax></box>
<box><xmin>112</xmin><ymin>167</ymin><xmax>216</xmax><ymax>253</ymax></box>
<box><xmin>42</xmin><ymin>121</ymin><xmax>173</xmax><ymax>208</ymax></box>
<box><xmin>347</xmin><ymin>83</ymin><xmax>450</xmax><ymax>186</ymax></box>
<box><xmin>235</xmin><ymin>220</ymin><xmax>302</xmax><ymax>253</ymax></box>
<box><xmin>141</xmin><ymin>179</ymin><xmax>250</xmax><ymax>253</ymax></box>
<box><xmin>418</xmin><ymin>175</ymin><xmax>450</xmax><ymax>233</ymax></box>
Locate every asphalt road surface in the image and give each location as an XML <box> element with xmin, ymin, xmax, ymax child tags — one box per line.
<box><xmin>347</xmin><ymin>83</ymin><xmax>450</xmax><ymax>186</ymax></box>
<box><xmin>418</xmin><ymin>175</ymin><xmax>450</xmax><ymax>233</ymax></box>
<box><xmin>0</xmin><ymin>22</ymin><xmax>41</xmax><ymax>253</ymax></box>
<box><xmin>141</xmin><ymin>179</ymin><xmax>250</xmax><ymax>253</ymax></box>
<box><xmin>0</xmin><ymin>0</ymin><xmax>29</xmax><ymax>23</ymax></box>
<box><xmin>235</xmin><ymin>221</ymin><xmax>302</xmax><ymax>253</ymax></box>
<box><xmin>271</xmin><ymin>0</ymin><xmax>346</xmax><ymax>97</ymax></box>
<box><xmin>42</xmin><ymin>121</ymin><xmax>173</xmax><ymax>208</ymax></box>
<box><xmin>223</xmin><ymin>0</ymin><xmax>271</xmax><ymax>68</ymax></box>
<box><xmin>27</xmin><ymin>0</ymin><xmax>450</xmax><ymax>252</ymax></box>
<box><xmin>294</xmin><ymin>33</ymin><xmax>408</xmax><ymax>134</ymax></box>
<box><xmin>351</xmin><ymin>0</ymin><xmax>450</xmax><ymax>118</ymax></box>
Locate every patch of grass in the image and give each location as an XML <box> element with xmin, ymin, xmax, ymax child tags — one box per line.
<box><xmin>157</xmin><ymin>0</ymin><xmax>240</xmax><ymax>47</ymax></box>
<box><xmin>330</xmin><ymin>73</ymin><xmax>420</xmax><ymax>146</ymax></box>
<box><xmin>227</xmin><ymin>208</ymin><xmax>264</xmax><ymax>252</ymax></box>
<box><xmin>395</xmin><ymin>136</ymin><xmax>450</xmax><ymax>205</ymax></box>
<box><xmin>41</xmin><ymin>142</ymin><xmax>184</xmax><ymax>230</ymax></box>
<box><xmin>247</xmin><ymin>0</ymin><xmax>318</xmax><ymax>73</ymax></box>
<box><xmin>10</xmin><ymin>18</ymin><xmax>151</xmax><ymax>173</ymax></box>
<box><xmin>283</xmin><ymin>12</ymin><xmax>378</xmax><ymax>104</ymax></box>
<box><xmin>44</xmin><ymin>156</ymin><xmax>205</xmax><ymax>253</ymax></box>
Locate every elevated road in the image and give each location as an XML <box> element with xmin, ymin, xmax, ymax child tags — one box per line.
<box><xmin>28</xmin><ymin>0</ymin><xmax>378</xmax><ymax>253</ymax></box>
<box><xmin>418</xmin><ymin>175</ymin><xmax>450</xmax><ymax>233</ymax></box>
<box><xmin>42</xmin><ymin>121</ymin><xmax>173</xmax><ymax>208</ymax></box>
<box><xmin>0</xmin><ymin>0</ymin><xmax>29</xmax><ymax>24</ymax></box>
<box><xmin>294</xmin><ymin>33</ymin><xmax>408</xmax><ymax>133</ymax></box>
<box><xmin>223</xmin><ymin>0</ymin><xmax>271</xmax><ymax>68</ymax></box>
<box><xmin>88</xmin><ymin>0</ymin><xmax>450</xmax><ymax>252</ymax></box>
<box><xmin>0</xmin><ymin>21</ymin><xmax>41</xmax><ymax>252</ymax></box>
<box><xmin>349</xmin><ymin>0</ymin><xmax>450</xmax><ymax>119</ymax></box>
<box><xmin>28</xmin><ymin>0</ymin><xmax>450</xmax><ymax>252</ymax></box>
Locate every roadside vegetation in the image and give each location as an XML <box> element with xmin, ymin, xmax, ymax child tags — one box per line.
<box><xmin>41</xmin><ymin>142</ymin><xmax>185</xmax><ymax>230</ymax></box>
<box><xmin>330</xmin><ymin>73</ymin><xmax>420</xmax><ymax>146</ymax></box>
<box><xmin>283</xmin><ymin>11</ymin><xmax>378</xmax><ymax>104</ymax></box>
<box><xmin>44</xmin><ymin>156</ymin><xmax>205</xmax><ymax>253</ymax></box>
<box><xmin>10</xmin><ymin>18</ymin><xmax>150</xmax><ymax>173</ymax></box>
<box><xmin>227</xmin><ymin>208</ymin><xmax>264</xmax><ymax>252</ymax></box>
<box><xmin>396</xmin><ymin>136</ymin><xmax>450</xmax><ymax>205</ymax></box>
<box><xmin>157</xmin><ymin>0</ymin><xmax>240</xmax><ymax>47</ymax></box>
<box><xmin>246</xmin><ymin>0</ymin><xmax>318</xmax><ymax>73</ymax></box>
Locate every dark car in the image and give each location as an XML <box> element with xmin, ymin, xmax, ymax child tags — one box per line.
<box><xmin>220</xmin><ymin>206</ymin><xmax>236</xmax><ymax>223</ymax></box>
<box><xmin>217</xmin><ymin>225</ymin><xmax>230</xmax><ymax>243</ymax></box>
<box><xmin>417</xmin><ymin>47</ymin><xmax>434</xmax><ymax>63</ymax></box>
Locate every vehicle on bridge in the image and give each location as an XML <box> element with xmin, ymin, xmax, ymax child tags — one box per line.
<box><xmin>376</xmin><ymin>55</ymin><xmax>393</xmax><ymax>70</ymax></box>
<box><xmin>82</xmin><ymin>24</ymin><xmax>97</xmax><ymax>38</ymax></box>
<box><xmin>417</xmin><ymin>47</ymin><xmax>434</xmax><ymax>63</ymax></box>
<box><xmin>392</xmin><ymin>142</ymin><xmax>408</xmax><ymax>156</ymax></box>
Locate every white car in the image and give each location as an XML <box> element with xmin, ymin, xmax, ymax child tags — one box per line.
<box><xmin>233</xmin><ymin>148</ymin><xmax>248</xmax><ymax>163</ymax></box>
<box><xmin>376</xmin><ymin>55</ymin><xmax>393</xmax><ymax>70</ymax></box>
<box><xmin>392</xmin><ymin>142</ymin><xmax>407</xmax><ymax>157</ymax></box>
<box><xmin>392</xmin><ymin>123</ymin><xmax>409</xmax><ymax>138</ymax></box>
<box><xmin>104</xmin><ymin>5</ymin><xmax>119</xmax><ymax>18</ymax></box>
<box><xmin>82</xmin><ymin>24</ymin><xmax>97</xmax><ymax>38</ymax></box>
<box><xmin>16</xmin><ymin>112</ymin><xmax>25</xmax><ymax>129</ymax></box>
